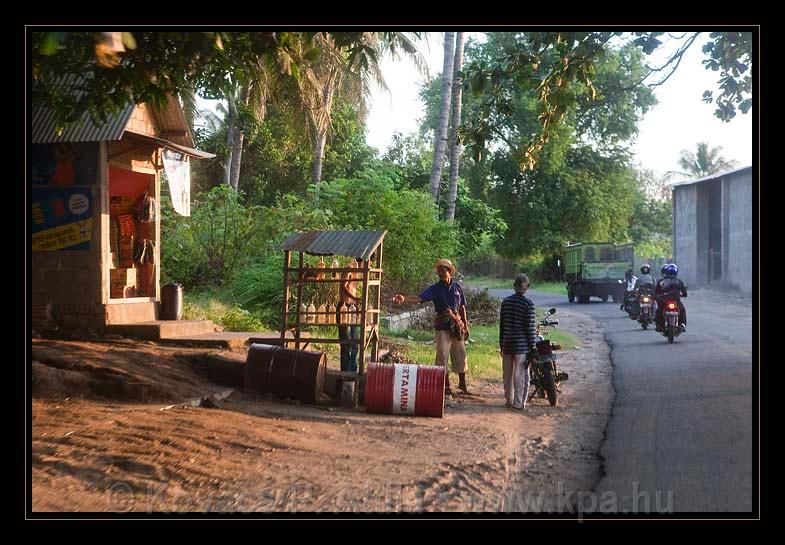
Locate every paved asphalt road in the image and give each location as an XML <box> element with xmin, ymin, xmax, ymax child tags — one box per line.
<box><xmin>487</xmin><ymin>286</ymin><xmax>754</xmax><ymax>513</ymax></box>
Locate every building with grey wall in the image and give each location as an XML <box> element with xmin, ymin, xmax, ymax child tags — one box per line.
<box><xmin>671</xmin><ymin>166</ymin><xmax>753</xmax><ymax>293</ymax></box>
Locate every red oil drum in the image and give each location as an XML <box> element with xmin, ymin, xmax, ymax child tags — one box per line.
<box><xmin>244</xmin><ymin>344</ymin><xmax>326</xmax><ymax>403</ymax></box>
<box><xmin>365</xmin><ymin>363</ymin><xmax>445</xmax><ymax>418</ymax></box>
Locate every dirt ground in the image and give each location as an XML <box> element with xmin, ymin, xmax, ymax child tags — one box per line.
<box><xmin>30</xmin><ymin>309</ymin><xmax>613</xmax><ymax>513</ymax></box>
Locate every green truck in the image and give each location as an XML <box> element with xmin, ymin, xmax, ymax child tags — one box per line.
<box><xmin>564</xmin><ymin>242</ymin><xmax>634</xmax><ymax>304</ymax></box>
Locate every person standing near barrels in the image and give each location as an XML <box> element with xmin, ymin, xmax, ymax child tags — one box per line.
<box><xmin>391</xmin><ymin>259</ymin><xmax>470</xmax><ymax>395</ymax></box>
<box><xmin>337</xmin><ymin>257</ymin><xmax>362</xmax><ymax>373</ymax></box>
<box><xmin>498</xmin><ymin>273</ymin><xmax>537</xmax><ymax>411</ymax></box>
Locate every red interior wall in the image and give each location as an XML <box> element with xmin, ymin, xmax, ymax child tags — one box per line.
<box><xmin>109</xmin><ymin>165</ymin><xmax>152</xmax><ymax>197</ymax></box>
<box><xmin>109</xmin><ymin>164</ymin><xmax>156</xmax><ymax>298</ymax></box>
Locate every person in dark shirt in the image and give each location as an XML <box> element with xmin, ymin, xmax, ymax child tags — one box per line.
<box><xmin>655</xmin><ymin>263</ymin><xmax>688</xmax><ymax>332</ymax></box>
<box><xmin>499</xmin><ymin>274</ymin><xmax>538</xmax><ymax>411</ymax></box>
<box><xmin>337</xmin><ymin>257</ymin><xmax>362</xmax><ymax>372</ymax></box>
<box><xmin>392</xmin><ymin>259</ymin><xmax>470</xmax><ymax>395</ymax></box>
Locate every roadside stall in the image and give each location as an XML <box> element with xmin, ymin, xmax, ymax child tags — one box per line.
<box><xmin>31</xmin><ymin>75</ymin><xmax>214</xmax><ymax>331</ymax></box>
<box><xmin>279</xmin><ymin>230</ymin><xmax>386</xmax><ymax>365</ymax></box>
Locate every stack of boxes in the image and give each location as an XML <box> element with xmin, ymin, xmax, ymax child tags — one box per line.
<box><xmin>110</xmin><ymin>196</ymin><xmax>138</xmax><ymax>299</ymax></box>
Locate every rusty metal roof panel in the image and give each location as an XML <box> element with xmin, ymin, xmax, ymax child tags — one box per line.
<box><xmin>32</xmin><ymin>73</ymin><xmax>134</xmax><ymax>143</ymax></box>
<box><xmin>32</xmin><ymin>103</ymin><xmax>134</xmax><ymax>143</ymax></box>
<box><xmin>281</xmin><ymin>230</ymin><xmax>387</xmax><ymax>260</ymax></box>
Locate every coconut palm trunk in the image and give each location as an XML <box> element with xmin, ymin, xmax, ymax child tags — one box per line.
<box><xmin>312</xmin><ymin>129</ymin><xmax>328</xmax><ymax>185</ymax></box>
<box><xmin>445</xmin><ymin>32</ymin><xmax>465</xmax><ymax>222</ymax></box>
<box><xmin>229</xmin><ymin>84</ymin><xmax>250</xmax><ymax>191</ymax></box>
<box><xmin>223</xmin><ymin>89</ymin><xmax>236</xmax><ymax>187</ymax></box>
<box><xmin>428</xmin><ymin>32</ymin><xmax>456</xmax><ymax>201</ymax></box>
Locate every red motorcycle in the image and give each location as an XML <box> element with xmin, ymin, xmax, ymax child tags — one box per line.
<box><xmin>660</xmin><ymin>300</ymin><xmax>683</xmax><ymax>343</ymax></box>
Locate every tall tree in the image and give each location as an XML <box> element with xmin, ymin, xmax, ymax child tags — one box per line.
<box><xmin>445</xmin><ymin>32</ymin><xmax>465</xmax><ymax>221</ymax></box>
<box><xmin>671</xmin><ymin>142</ymin><xmax>738</xmax><ymax>178</ymax></box>
<box><xmin>295</xmin><ymin>32</ymin><xmax>425</xmax><ymax>186</ymax></box>
<box><xmin>459</xmin><ymin>31</ymin><xmax>754</xmax><ymax>172</ymax></box>
<box><xmin>428</xmin><ymin>32</ymin><xmax>456</xmax><ymax>200</ymax></box>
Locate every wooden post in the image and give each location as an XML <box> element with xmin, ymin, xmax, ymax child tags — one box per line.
<box><xmin>359</xmin><ymin>256</ymin><xmax>370</xmax><ymax>376</ymax></box>
<box><xmin>98</xmin><ymin>141</ymin><xmax>110</xmax><ymax>307</ymax></box>
<box><xmin>295</xmin><ymin>252</ymin><xmax>304</xmax><ymax>350</ymax></box>
<box><xmin>372</xmin><ymin>242</ymin><xmax>384</xmax><ymax>362</ymax></box>
<box><xmin>155</xmin><ymin>149</ymin><xmax>161</xmax><ymax>302</ymax></box>
<box><xmin>281</xmin><ymin>250</ymin><xmax>291</xmax><ymax>346</ymax></box>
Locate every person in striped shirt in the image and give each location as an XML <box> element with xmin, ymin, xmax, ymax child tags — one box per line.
<box><xmin>499</xmin><ymin>273</ymin><xmax>538</xmax><ymax>411</ymax></box>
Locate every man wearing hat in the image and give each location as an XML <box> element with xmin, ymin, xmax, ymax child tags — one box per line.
<box><xmin>391</xmin><ymin>259</ymin><xmax>470</xmax><ymax>395</ymax></box>
<box><xmin>498</xmin><ymin>273</ymin><xmax>538</xmax><ymax>410</ymax></box>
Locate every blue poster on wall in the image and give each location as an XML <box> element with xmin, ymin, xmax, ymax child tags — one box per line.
<box><xmin>31</xmin><ymin>187</ymin><xmax>94</xmax><ymax>251</ymax></box>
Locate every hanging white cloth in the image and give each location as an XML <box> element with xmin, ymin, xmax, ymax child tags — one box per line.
<box><xmin>162</xmin><ymin>149</ymin><xmax>191</xmax><ymax>216</ymax></box>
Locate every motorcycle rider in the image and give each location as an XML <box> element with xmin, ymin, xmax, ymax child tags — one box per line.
<box><xmin>635</xmin><ymin>263</ymin><xmax>656</xmax><ymax>291</ymax></box>
<box><xmin>634</xmin><ymin>263</ymin><xmax>657</xmax><ymax>315</ymax></box>
<box><xmin>654</xmin><ymin>263</ymin><xmax>688</xmax><ymax>332</ymax></box>
<box><xmin>621</xmin><ymin>269</ymin><xmax>638</xmax><ymax>312</ymax></box>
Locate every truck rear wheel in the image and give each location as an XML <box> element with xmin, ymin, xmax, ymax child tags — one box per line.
<box><xmin>601</xmin><ymin>295</ymin><xmax>609</xmax><ymax>302</ymax></box>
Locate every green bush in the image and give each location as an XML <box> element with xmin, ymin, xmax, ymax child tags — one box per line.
<box><xmin>229</xmin><ymin>254</ymin><xmax>286</xmax><ymax>329</ymax></box>
<box><xmin>316</xmin><ymin>167</ymin><xmax>459</xmax><ymax>294</ymax></box>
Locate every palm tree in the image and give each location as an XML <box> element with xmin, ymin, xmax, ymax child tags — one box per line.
<box><xmin>669</xmin><ymin>142</ymin><xmax>738</xmax><ymax>179</ymax></box>
<box><xmin>295</xmin><ymin>32</ymin><xmax>426</xmax><ymax>186</ymax></box>
<box><xmin>428</xmin><ymin>32</ymin><xmax>456</xmax><ymax>201</ymax></box>
<box><xmin>445</xmin><ymin>32</ymin><xmax>465</xmax><ymax>222</ymax></box>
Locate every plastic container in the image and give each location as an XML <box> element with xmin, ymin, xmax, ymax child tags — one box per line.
<box><xmin>160</xmin><ymin>282</ymin><xmax>183</xmax><ymax>320</ymax></box>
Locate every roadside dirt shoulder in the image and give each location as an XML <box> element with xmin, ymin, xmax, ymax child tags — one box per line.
<box><xmin>31</xmin><ymin>310</ymin><xmax>612</xmax><ymax>513</ymax></box>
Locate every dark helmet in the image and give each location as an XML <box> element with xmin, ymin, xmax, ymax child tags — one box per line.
<box><xmin>663</xmin><ymin>263</ymin><xmax>678</xmax><ymax>276</ymax></box>
<box><xmin>640</xmin><ymin>264</ymin><xmax>651</xmax><ymax>275</ymax></box>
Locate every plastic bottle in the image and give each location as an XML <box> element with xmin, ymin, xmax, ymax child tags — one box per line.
<box><xmin>317</xmin><ymin>302</ymin><xmax>326</xmax><ymax>324</ymax></box>
<box><xmin>326</xmin><ymin>302</ymin><xmax>335</xmax><ymax>324</ymax></box>
<box><xmin>307</xmin><ymin>301</ymin><xmax>316</xmax><ymax>324</ymax></box>
<box><xmin>299</xmin><ymin>303</ymin><xmax>308</xmax><ymax>324</ymax></box>
<box><xmin>347</xmin><ymin>303</ymin><xmax>357</xmax><ymax>325</ymax></box>
<box><xmin>316</xmin><ymin>256</ymin><xmax>326</xmax><ymax>280</ymax></box>
<box><xmin>331</xmin><ymin>258</ymin><xmax>340</xmax><ymax>279</ymax></box>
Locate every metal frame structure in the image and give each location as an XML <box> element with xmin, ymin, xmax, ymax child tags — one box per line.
<box><xmin>280</xmin><ymin>230</ymin><xmax>387</xmax><ymax>379</ymax></box>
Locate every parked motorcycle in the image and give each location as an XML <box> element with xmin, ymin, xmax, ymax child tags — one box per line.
<box><xmin>529</xmin><ymin>308</ymin><xmax>569</xmax><ymax>406</ymax></box>
<box><xmin>660</xmin><ymin>299</ymin><xmax>683</xmax><ymax>343</ymax></box>
<box><xmin>637</xmin><ymin>288</ymin><xmax>655</xmax><ymax>330</ymax></box>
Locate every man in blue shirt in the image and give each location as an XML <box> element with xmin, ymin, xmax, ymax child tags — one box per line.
<box><xmin>392</xmin><ymin>259</ymin><xmax>470</xmax><ymax>395</ymax></box>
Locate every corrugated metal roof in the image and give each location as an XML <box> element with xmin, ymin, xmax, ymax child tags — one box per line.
<box><xmin>32</xmin><ymin>103</ymin><xmax>134</xmax><ymax>144</ymax></box>
<box><xmin>669</xmin><ymin>165</ymin><xmax>752</xmax><ymax>189</ymax></box>
<box><xmin>282</xmin><ymin>230</ymin><xmax>387</xmax><ymax>260</ymax></box>
<box><xmin>32</xmin><ymin>73</ymin><xmax>135</xmax><ymax>143</ymax></box>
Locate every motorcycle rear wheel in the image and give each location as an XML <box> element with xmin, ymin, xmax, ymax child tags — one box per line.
<box><xmin>542</xmin><ymin>364</ymin><xmax>559</xmax><ymax>406</ymax></box>
<box><xmin>641</xmin><ymin>319</ymin><xmax>648</xmax><ymax>330</ymax></box>
<box><xmin>667</xmin><ymin>326</ymin><xmax>675</xmax><ymax>343</ymax></box>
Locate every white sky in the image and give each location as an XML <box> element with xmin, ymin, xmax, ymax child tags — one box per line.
<box><xmin>364</xmin><ymin>31</ymin><xmax>753</xmax><ymax>181</ymax></box>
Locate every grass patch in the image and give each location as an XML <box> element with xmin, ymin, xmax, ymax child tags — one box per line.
<box><xmin>182</xmin><ymin>287</ymin><xmax>273</xmax><ymax>333</ymax></box>
<box><xmin>464</xmin><ymin>277</ymin><xmax>567</xmax><ymax>296</ymax></box>
<box><xmin>462</xmin><ymin>275</ymin><xmax>514</xmax><ymax>290</ymax></box>
<box><xmin>529</xmin><ymin>281</ymin><xmax>568</xmax><ymax>295</ymax></box>
<box><xmin>382</xmin><ymin>317</ymin><xmax>580</xmax><ymax>381</ymax></box>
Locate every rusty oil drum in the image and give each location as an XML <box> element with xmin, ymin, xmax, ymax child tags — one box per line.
<box><xmin>365</xmin><ymin>363</ymin><xmax>445</xmax><ymax>418</ymax></box>
<box><xmin>244</xmin><ymin>344</ymin><xmax>326</xmax><ymax>403</ymax></box>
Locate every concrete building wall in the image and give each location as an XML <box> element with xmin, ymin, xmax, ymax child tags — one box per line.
<box><xmin>673</xmin><ymin>184</ymin><xmax>699</xmax><ymax>288</ymax></box>
<box><xmin>695</xmin><ymin>183</ymin><xmax>711</xmax><ymax>287</ymax></box>
<box><xmin>725</xmin><ymin>171</ymin><xmax>753</xmax><ymax>293</ymax></box>
<box><xmin>32</xmin><ymin>143</ymin><xmax>107</xmax><ymax>329</ymax></box>
<box><xmin>672</xmin><ymin>167</ymin><xmax>752</xmax><ymax>294</ymax></box>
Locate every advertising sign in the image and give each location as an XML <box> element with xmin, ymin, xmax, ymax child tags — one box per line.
<box><xmin>32</xmin><ymin>187</ymin><xmax>94</xmax><ymax>251</ymax></box>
